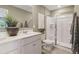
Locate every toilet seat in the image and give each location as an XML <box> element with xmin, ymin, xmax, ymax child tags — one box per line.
<box><xmin>43</xmin><ymin>39</ymin><xmax>54</xmax><ymax>44</ymax></box>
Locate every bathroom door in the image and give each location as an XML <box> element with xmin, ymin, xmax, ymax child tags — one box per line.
<box><xmin>57</xmin><ymin>14</ymin><xmax>73</xmax><ymax>48</ymax></box>
<box><xmin>46</xmin><ymin>16</ymin><xmax>55</xmax><ymax>43</ymax></box>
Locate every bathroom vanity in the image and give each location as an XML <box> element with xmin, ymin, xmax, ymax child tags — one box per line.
<box><xmin>0</xmin><ymin>32</ymin><xmax>41</xmax><ymax>54</ymax></box>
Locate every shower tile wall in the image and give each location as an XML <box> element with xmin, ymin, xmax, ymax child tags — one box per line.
<box><xmin>46</xmin><ymin>16</ymin><xmax>55</xmax><ymax>42</ymax></box>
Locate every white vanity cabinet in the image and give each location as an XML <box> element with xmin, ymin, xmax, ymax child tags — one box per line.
<box><xmin>0</xmin><ymin>32</ymin><xmax>41</xmax><ymax>54</ymax></box>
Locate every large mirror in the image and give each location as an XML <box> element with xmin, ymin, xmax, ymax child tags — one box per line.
<box><xmin>0</xmin><ymin>17</ymin><xmax>7</xmax><ymax>28</ymax></box>
<box><xmin>0</xmin><ymin>6</ymin><xmax>33</xmax><ymax>29</ymax></box>
<box><xmin>0</xmin><ymin>8</ymin><xmax>8</xmax><ymax>28</ymax></box>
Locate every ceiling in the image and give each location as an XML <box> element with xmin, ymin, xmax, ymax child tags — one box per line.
<box><xmin>44</xmin><ymin>5</ymin><xmax>70</xmax><ymax>11</ymax></box>
<box><xmin>13</xmin><ymin>5</ymin><xmax>71</xmax><ymax>13</ymax></box>
<box><xmin>13</xmin><ymin>5</ymin><xmax>32</xmax><ymax>12</ymax></box>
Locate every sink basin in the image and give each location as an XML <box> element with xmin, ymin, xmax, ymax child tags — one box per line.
<box><xmin>23</xmin><ymin>31</ymin><xmax>27</xmax><ymax>33</ymax></box>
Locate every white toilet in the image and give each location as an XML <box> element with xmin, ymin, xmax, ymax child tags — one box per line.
<box><xmin>42</xmin><ymin>39</ymin><xmax>54</xmax><ymax>51</ymax></box>
<box><xmin>42</xmin><ymin>16</ymin><xmax>55</xmax><ymax>52</ymax></box>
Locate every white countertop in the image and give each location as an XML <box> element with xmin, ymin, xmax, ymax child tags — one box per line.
<box><xmin>0</xmin><ymin>32</ymin><xmax>41</xmax><ymax>45</ymax></box>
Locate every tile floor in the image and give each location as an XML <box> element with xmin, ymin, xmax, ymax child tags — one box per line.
<box><xmin>42</xmin><ymin>45</ymin><xmax>72</xmax><ymax>54</ymax></box>
<box><xmin>51</xmin><ymin>47</ymin><xmax>72</xmax><ymax>54</ymax></box>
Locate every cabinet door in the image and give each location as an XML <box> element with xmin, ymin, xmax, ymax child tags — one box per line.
<box><xmin>21</xmin><ymin>40</ymin><xmax>41</xmax><ymax>54</ymax></box>
<box><xmin>0</xmin><ymin>40</ymin><xmax>20</xmax><ymax>54</ymax></box>
<box><xmin>32</xmin><ymin>40</ymin><xmax>41</xmax><ymax>54</ymax></box>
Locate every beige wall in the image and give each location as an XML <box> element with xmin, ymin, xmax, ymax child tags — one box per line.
<box><xmin>0</xmin><ymin>5</ymin><xmax>32</xmax><ymax>28</ymax></box>
<box><xmin>38</xmin><ymin>5</ymin><xmax>50</xmax><ymax>16</ymax></box>
<box><xmin>32</xmin><ymin>5</ymin><xmax>51</xmax><ymax>31</ymax></box>
<box><xmin>74</xmin><ymin>5</ymin><xmax>79</xmax><ymax>16</ymax></box>
<box><xmin>51</xmin><ymin>6</ymin><xmax>74</xmax><ymax>16</ymax></box>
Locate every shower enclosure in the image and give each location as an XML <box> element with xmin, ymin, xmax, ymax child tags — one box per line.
<box><xmin>56</xmin><ymin>14</ymin><xmax>73</xmax><ymax>48</ymax></box>
<box><xmin>46</xmin><ymin>13</ymin><xmax>73</xmax><ymax>48</ymax></box>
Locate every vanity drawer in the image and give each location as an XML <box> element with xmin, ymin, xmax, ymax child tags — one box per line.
<box><xmin>21</xmin><ymin>35</ymin><xmax>41</xmax><ymax>46</ymax></box>
<box><xmin>0</xmin><ymin>40</ymin><xmax>20</xmax><ymax>54</ymax></box>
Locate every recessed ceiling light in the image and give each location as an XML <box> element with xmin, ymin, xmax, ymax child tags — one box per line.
<box><xmin>57</xmin><ymin>5</ymin><xmax>62</xmax><ymax>8</ymax></box>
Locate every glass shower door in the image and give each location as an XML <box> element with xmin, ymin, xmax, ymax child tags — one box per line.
<box><xmin>57</xmin><ymin>14</ymin><xmax>73</xmax><ymax>48</ymax></box>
